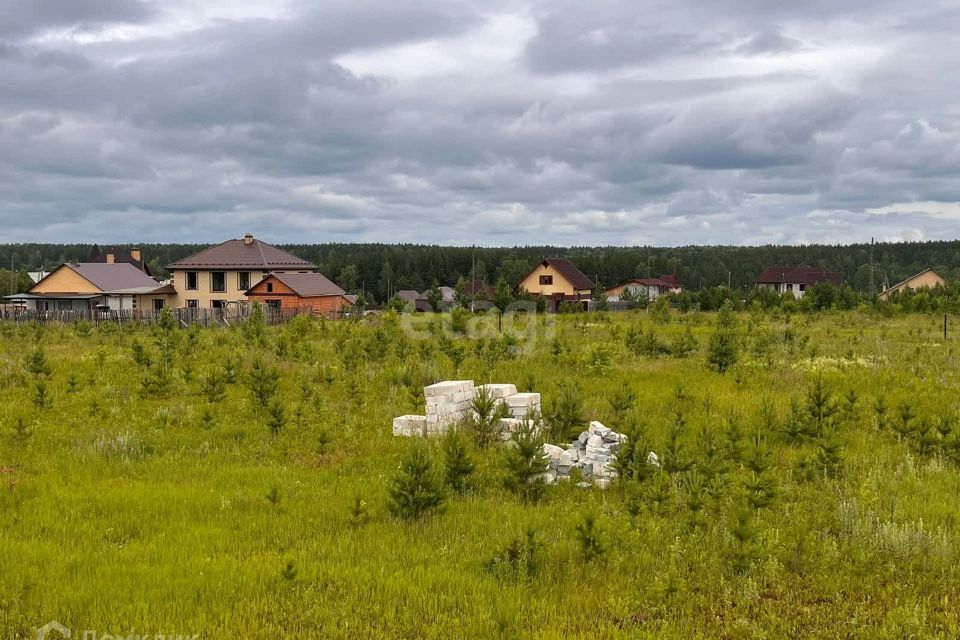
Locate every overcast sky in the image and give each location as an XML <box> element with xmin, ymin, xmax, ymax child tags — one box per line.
<box><xmin>1</xmin><ymin>0</ymin><xmax>958</xmax><ymax>246</ymax></box>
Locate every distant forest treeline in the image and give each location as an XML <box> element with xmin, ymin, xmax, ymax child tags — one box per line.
<box><xmin>2</xmin><ymin>240</ymin><xmax>960</xmax><ymax>300</ymax></box>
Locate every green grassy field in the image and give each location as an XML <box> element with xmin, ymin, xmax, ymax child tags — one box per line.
<box><xmin>2</xmin><ymin>309</ymin><xmax>960</xmax><ymax>638</ymax></box>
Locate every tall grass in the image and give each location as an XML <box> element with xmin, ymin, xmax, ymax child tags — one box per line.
<box><xmin>2</xmin><ymin>311</ymin><xmax>960</xmax><ymax>637</ymax></box>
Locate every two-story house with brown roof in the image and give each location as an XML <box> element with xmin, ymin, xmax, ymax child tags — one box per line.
<box><xmin>167</xmin><ymin>234</ymin><xmax>317</xmax><ymax>309</ymax></box>
<box><xmin>517</xmin><ymin>258</ymin><xmax>595</xmax><ymax>311</ymax></box>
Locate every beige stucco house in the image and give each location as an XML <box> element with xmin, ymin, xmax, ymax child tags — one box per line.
<box><xmin>6</xmin><ymin>262</ymin><xmax>172</xmax><ymax>312</ymax></box>
<box><xmin>878</xmin><ymin>268</ymin><xmax>946</xmax><ymax>300</ymax></box>
<box><xmin>166</xmin><ymin>234</ymin><xmax>317</xmax><ymax>309</ymax></box>
<box><xmin>517</xmin><ymin>258</ymin><xmax>594</xmax><ymax>311</ymax></box>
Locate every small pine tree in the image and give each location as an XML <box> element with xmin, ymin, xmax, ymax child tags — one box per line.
<box><xmin>442</xmin><ymin>429</ymin><xmax>475</xmax><ymax>494</ymax></box>
<box><xmin>426</xmin><ymin>280</ymin><xmax>443</xmax><ymax>313</ymax></box>
<box><xmin>249</xmin><ymin>358</ymin><xmax>280</xmax><ymax>405</ymax></box>
<box><xmin>503</xmin><ymin>414</ymin><xmax>549</xmax><ymax>502</ymax></box>
<box><xmin>27</xmin><ymin>347</ymin><xmax>52</xmax><ymax>377</ymax></box>
<box><xmin>470</xmin><ymin>386</ymin><xmax>510</xmax><ymax>448</ymax></box>
<box><xmin>575</xmin><ymin>512</ymin><xmax>605</xmax><ymax>561</ymax></box>
<box><xmin>707</xmin><ymin>300</ymin><xmax>739</xmax><ymax>373</ymax></box>
<box><xmin>728</xmin><ymin>505</ymin><xmax>759</xmax><ymax>573</ymax></box>
<box><xmin>266</xmin><ymin>398</ymin><xmax>285</xmax><ymax>434</ymax></box>
<box><xmin>388</xmin><ymin>443</ymin><xmax>446</xmax><ymax>520</ymax></box>
<box><xmin>243</xmin><ymin>302</ymin><xmax>266</xmax><ymax>345</ymax></box>
<box><xmin>546</xmin><ymin>382</ymin><xmax>585</xmax><ymax>441</ymax></box>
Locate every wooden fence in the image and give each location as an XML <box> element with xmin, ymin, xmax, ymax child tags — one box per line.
<box><xmin>0</xmin><ymin>306</ymin><xmax>348</xmax><ymax>327</ymax></box>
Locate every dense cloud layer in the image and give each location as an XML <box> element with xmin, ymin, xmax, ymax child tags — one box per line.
<box><xmin>1</xmin><ymin>0</ymin><xmax>958</xmax><ymax>245</ymax></box>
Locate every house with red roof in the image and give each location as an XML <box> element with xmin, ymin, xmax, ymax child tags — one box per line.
<box><xmin>754</xmin><ymin>266</ymin><xmax>844</xmax><ymax>299</ymax></box>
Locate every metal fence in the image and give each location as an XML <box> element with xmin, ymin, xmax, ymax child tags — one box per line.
<box><xmin>0</xmin><ymin>306</ymin><xmax>347</xmax><ymax>326</ymax></box>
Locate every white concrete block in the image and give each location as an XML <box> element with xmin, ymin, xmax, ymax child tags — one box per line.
<box><xmin>477</xmin><ymin>383</ymin><xmax>517</xmax><ymax>399</ymax></box>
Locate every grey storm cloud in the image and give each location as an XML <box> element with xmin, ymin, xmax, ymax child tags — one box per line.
<box><xmin>0</xmin><ymin>0</ymin><xmax>959</xmax><ymax>245</ymax></box>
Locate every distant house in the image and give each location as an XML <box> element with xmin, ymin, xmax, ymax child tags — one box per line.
<box><xmin>26</xmin><ymin>270</ymin><xmax>49</xmax><ymax>285</ymax></box>
<box><xmin>5</xmin><ymin>262</ymin><xmax>171</xmax><ymax>312</ymax></box>
<box><xmin>659</xmin><ymin>273</ymin><xmax>684</xmax><ymax>294</ymax></box>
<box><xmin>464</xmin><ymin>279</ymin><xmax>494</xmax><ymax>299</ymax></box>
<box><xmin>878</xmin><ymin>268</ymin><xmax>946</xmax><ymax>300</ymax></box>
<box><xmin>517</xmin><ymin>258</ymin><xmax>594</xmax><ymax>311</ymax></box>
<box><xmin>89</xmin><ymin>246</ymin><xmax>152</xmax><ymax>276</ymax></box>
<box><xmin>245</xmin><ymin>272</ymin><xmax>352</xmax><ymax>318</ymax></box>
<box><xmin>754</xmin><ymin>266</ymin><xmax>844</xmax><ymax>299</ymax></box>
<box><xmin>605</xmin><ymin>278</ymin><xmax>672</xmax><ymax>302</ymax></box>
<box><xmin>167</xmin><ymin>234</ymin><xmax>316</xmax><ymax>309</ymax></box>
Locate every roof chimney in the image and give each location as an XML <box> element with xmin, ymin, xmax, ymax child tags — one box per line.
<box><xmin>243</xmin><ymin>233</ymin><xmax>254</xmax><ymax>246</ymax></box>
<box><xmin>131</xmin><ymin>249</ymin><xmax>141</xmax><ymax>262</ymax></box>
<box><xmin>106</xmin><ymin>252</ymin><xmax>115</xmax><ymax>264</ymax></box>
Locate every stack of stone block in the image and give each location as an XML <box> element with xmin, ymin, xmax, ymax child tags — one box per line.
<box><xmin>393</xmin><ymin>380</ymin><xmax>546</xmax><ymax>439</ymax></box>
<box><xmin>424</xmin><ymin>380</ymin><xmax>475</xmax><ymax>431</ymax></box>
<box><xmin>502</xmin><ymin>392</ymin><xmax>542</xmax><ymax>419</ymax></box>
<box><xmin>539</xmin><ymin>421</ymin><xmax>626</xmax><ymax>489</ymax></box>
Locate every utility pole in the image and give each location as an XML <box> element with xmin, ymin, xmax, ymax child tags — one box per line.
<box><xmin>868</xmin><ymin>237</ymin><xmax>875</xmax><ymax>296</ymax></box>
<box><xmin>471</xmin><ymin>246</ymin><xmax>475</xmax><ymax>313</ymax></box>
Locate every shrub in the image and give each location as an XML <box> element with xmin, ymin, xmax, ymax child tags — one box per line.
<box><xmin>485</xmin><ymin>527</ymin><xmax>540</xmax><ymax>581</ymax></box>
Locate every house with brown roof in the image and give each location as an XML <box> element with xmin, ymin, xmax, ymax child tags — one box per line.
<box><xmin>658</xmin><ymin>273</ymin><xmax>684</xmax><ymax>294</ymax></box>
<box><xmin>605</xmin><ymin>277</ymin><xmax>672</xmax><ymax>302</ymax></box>
<box><xmin>5</xmin><ymin>262</ymin><xmax>171</xmax><ymax>312</ymax></box>
<box><xmin>754</xmin><ymin>266</ymin><xmax>844</xmax><ymax>299</ymax></box>
<box><xmin>878</xmin><ymin>268</ymin><xmax>946</xmax><ymax>300</ymax></box>
<box><xmin>167</xmin><ymin>234</ymin><xmax>317</xmax><ymax>309</ymax></box>
<box><xmin>517</xmin><ymin>258</ymin><xmax>594</xmax><ymax>311</ymax></box>
<box><xmin>245</xmin><ymin>272</ymin><xmax>353</xmax><ymax>318</ymax></box>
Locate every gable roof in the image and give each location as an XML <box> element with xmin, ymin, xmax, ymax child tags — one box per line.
<box><xmin>465</xmin><ymin>279</ymin><xmax>494</xmax><ymax>296</ymax></box>
<box><xmin>168</xmin><ymin>236</ymin><xmax>316</xmax><ymax>270</ymax></box>
<box><xmin>528</xmin><ymin>258</ymin><xmax>594</xmax><ymax>291</ymax></box>
<box><xmin>89</xmin><ymin>246</ymin><xmax>152</xmax><ymax>275</ymax></box>
<box><xmin>659</xmin><ymin>273</ymin><xmax>683</xmax><ymax>287</ymax></box>
<box><xmin>754</xmin><ymin>266</ymin><xmax>844</xmax><ymax>286</ymax></box>
<box><xmin>880</xmin><ymin>268</ymin><xmax>945</xmax><ymax>295</ymax></box>
<box><xmin>396</xmin><ymin>289</ymin><xmax>422</xmax><ymax>303</ymax></box>
<box><xmin>251</xmin><ymin>272</ymin><xmax>346</xmax><ymax>297</ymax></box>
<box><xmin>606</xmin><ymin>278</ymin><xmax>671</xmax><ymax>292</ymax></box>
<box><xmin>31</xmin><ymin>263</ymin><xmax>161</xmax><ymax>294</ymax></box>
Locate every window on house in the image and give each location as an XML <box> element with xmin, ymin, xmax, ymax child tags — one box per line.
<box><xmin>212</xmin><ymin>300</ymin><xmax>225</xmax><ymax>309</ymax></box>
<box><xmin>211</xmin><ymin>271</ymin><xmax>226</xmax><ymax>293</ymax></box>
<box><xmin>187</xmin><ymin>299</ymin><xmax>199</xmax><ymax>309</ymax></box>
<box><xmin>267</xmin><ymin>299</ymin><xmax>281</xmax><ymax>311</ymax></box>
<box><xmin>539</xmin><ymin>275</ymin><xmax>553</xmax><ymax>285</ymax></box>
<box><xmin>799</xmin><ymin>283</ymin><xmax>806</xmax><ymax>292</ymax></box>
<box><xmin>153</xmin><ymin>299</ymin><xmax>165</xmax><ymax>311</ymax></box>
<box><xmin>266</xmin><ymin>282</ymin><xmax>274</xmax><ymax>293</ymax></box>
<box><xmin>238</xmin><ymin>272</ymin><xmax>250</xmax><ymax>290</ymax></box>
<box><xmin>186</xmin><ymin>271</ymin><xmax>198</xmax><ymax>290</ymax></box>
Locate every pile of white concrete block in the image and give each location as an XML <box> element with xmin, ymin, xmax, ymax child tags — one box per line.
<box><xmin>539</xmin><ymin>421</ymin><xmax>627</xmax><ymax>489</ymax></box>
<box><xmin>393</xmin><ymin>379</ymin><xmax>542</xmax><ymax>438</ymax></box>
